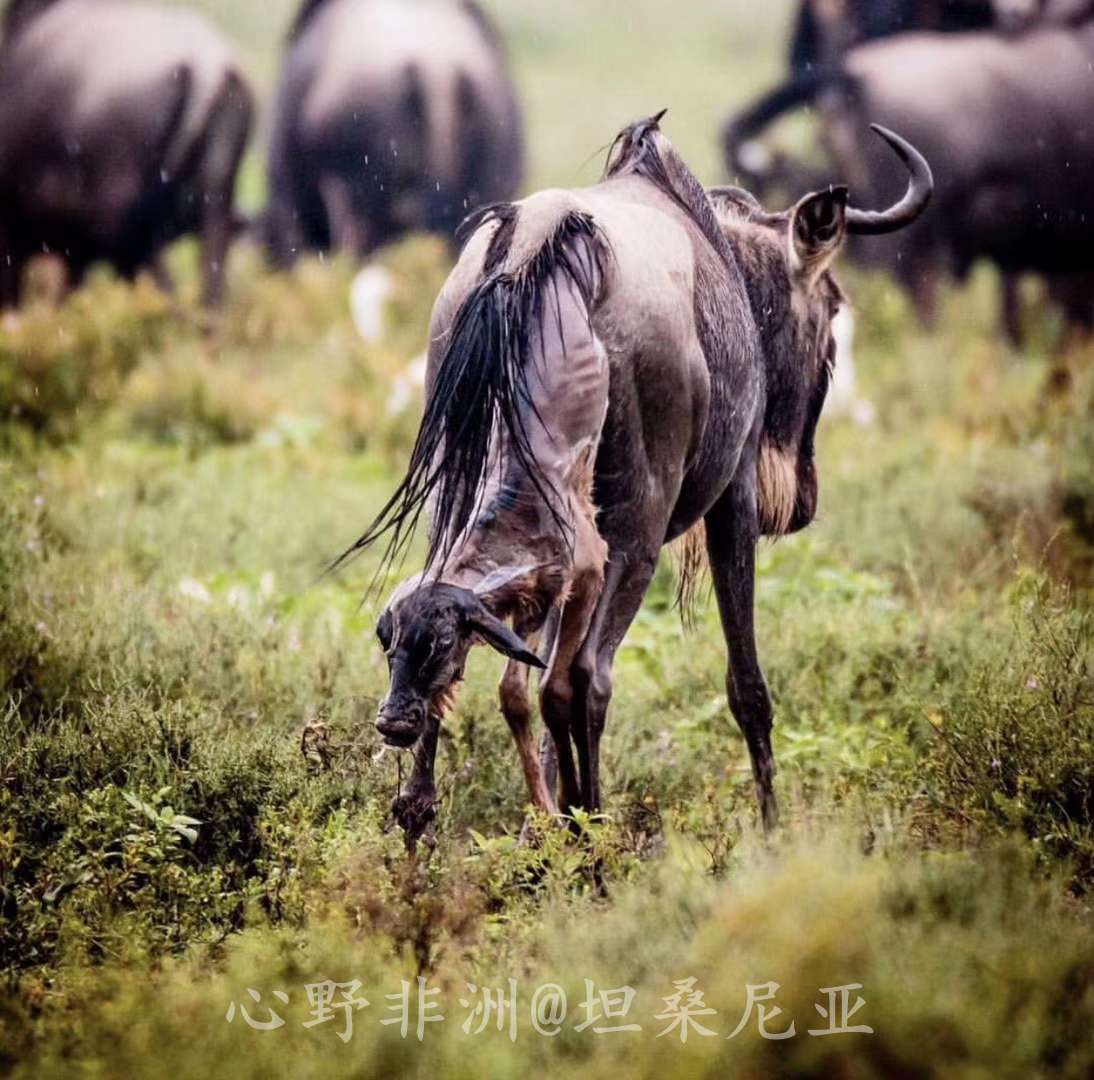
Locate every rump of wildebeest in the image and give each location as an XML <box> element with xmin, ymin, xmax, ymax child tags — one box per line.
<box><xmin>261</xmin><ymin>0</ymin><xmax>524</xmax><ymax>268</ymax></box>
<box><xmin>0</xmin><ymin>0</ymin><xmax>254</xmax><ymax>310</ymax></box>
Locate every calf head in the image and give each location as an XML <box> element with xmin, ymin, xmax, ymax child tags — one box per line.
<box><xmin>375</xmin><ymin>580</ymin><xmax>543</xmax><ymax>748</ymax></box>
<box><xmin>709</xmin><ymin>124</ymin><xmax>931</xmax><ymax>536</ymax></box>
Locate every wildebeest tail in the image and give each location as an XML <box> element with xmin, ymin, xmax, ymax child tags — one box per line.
<box><xmin>334</xmin><ymin>206</ymin><xmax>605</xmax><ymax>574</ymax></box>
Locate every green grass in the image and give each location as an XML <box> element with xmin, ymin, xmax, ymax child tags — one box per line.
<box><xmin>2</xmin><ymin>2</ymin><xmax>1094</xmax><ymax>1077</ymax></box>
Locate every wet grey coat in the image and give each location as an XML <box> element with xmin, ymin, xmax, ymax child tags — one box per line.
<box><xmin>345</xmin><ymin>116</ymin><xmax>931</xmax><ymax>846</ymax></box>
<box><xmin>263</xmin><ymin>0</ymin><xmax>524</xmax><ymax>266</ymax></box>
<box><xmin>725</xmin><ymin>24</ymin><xmax>1094</xmax><ymax>337</ymax></box>
<box><xmin>0</xmin><ymin>0</ymin><xmax>253</xmax><ymax>308</ymax></box>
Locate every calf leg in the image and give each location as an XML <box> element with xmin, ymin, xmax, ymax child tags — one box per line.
<box><xmin>391</xmin><ymin>712</ymin><xmax>441</xmax><ymax>852</ymax></box>
<box><xmin>1001</xmin><ymin>273</ymin><xmax>1023</xmax><ymax>347</ymax></box>
<box><xmin>498</xmin><ymin>623</ymin><xmax>556</xmax><ymax>814</ymax></box>
<box><xmin>703</xmin><ymin>476</ymin><xmax>778</xmax><ymax>831</ymax></box>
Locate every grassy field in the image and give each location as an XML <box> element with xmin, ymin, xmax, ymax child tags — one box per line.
<box><xmin>3</xmin><ymin>1</ymin><xmax>1094</xmax><ymax>1077</ymax></box>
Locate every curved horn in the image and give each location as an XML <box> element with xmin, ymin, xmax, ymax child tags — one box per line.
<box><xmin>846</xmin><ymin>124</ymin><xmax>933</xmax><ymax>235</ymax></box>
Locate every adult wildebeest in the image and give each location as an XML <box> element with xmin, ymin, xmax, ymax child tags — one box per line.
<box><xmin>262</xmin><ymin>0</ymin><xmax>523</xmax><ymax>267</ymax></box>
<box><xmin>789</xmin><ymin>0</ymin><xmax>996</xmax><ymax>74</ymax></box>
<box><xmin>338</xmin><ymin>114</ymin><xmax>931</xmax><ymax>847</ymax></box>
<box><xmin>0</xmin><ymin>0</ymin><xmax>253</xmax><ymax>309</ymax></box>
<box><xmin>787</xmin><ymin>0</ymin><xmax>1093</xmax><ymax>74</ymax></box>
<box><xmin>724</xmin><ymin>25</ymin><xmax>1094</xmax><ymax>340</ymax></box>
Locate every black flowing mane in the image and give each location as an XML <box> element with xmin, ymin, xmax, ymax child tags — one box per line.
<box><xmin>605</xmin><ymin>111</ymin><xmax>741</xmax><ymax>278</ymax></box>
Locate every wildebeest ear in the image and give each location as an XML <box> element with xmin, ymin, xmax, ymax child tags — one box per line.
<box><xmin>789</xmin><ymin>185</ymin><xmax>849</xmax><ymax>286</ymax></box>
<box><xmin>467</xmin><ymin>607</ymin><xmax>546</xmax><ymax>669</ymax></box>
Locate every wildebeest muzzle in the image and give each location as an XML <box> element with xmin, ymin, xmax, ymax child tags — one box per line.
<box><xmin>375</xmin><ymin>693</ymin><xmax>427</xmax><ymax>748</ymax></box>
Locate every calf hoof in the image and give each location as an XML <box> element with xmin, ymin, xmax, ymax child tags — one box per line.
<box><xmin>391</xmin><ymin>791</ymin><xmax>437</xmax><ymax>852</ymax></box>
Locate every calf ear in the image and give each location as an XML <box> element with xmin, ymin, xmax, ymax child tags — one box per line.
<box><xmin>376</xmin><ymin>608</ymin><xmax>395</xmax><ymax>652</ymax></box>
<box><xmin>789</xmin><ymin>185</ymin><xmax>849</xmax><ymax>287</ymax></box>
<box><xmin>468</xmin><ymin>608</ymin><xmax>546</xmax><ymax>669</ymax></box>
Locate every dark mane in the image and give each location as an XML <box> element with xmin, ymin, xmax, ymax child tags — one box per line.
<box><xmin>605</xmin><ymin>112</ymin><xmax>741</xmax><ymax>277</ymax></box>
<box><xmin>334</xmin><ymin>207</ymin><xmax>605</xmax><ymax>576</ymax></box>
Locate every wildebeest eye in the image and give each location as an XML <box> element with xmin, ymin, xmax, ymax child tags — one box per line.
<box><xmin>376</xmin><ymin>609</ymin><xmax>394</xmax><ymax>652</ymax></box>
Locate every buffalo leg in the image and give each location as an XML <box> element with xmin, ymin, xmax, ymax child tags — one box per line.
<box><xmin>391</xmin><ymin>712</ymin><xmax>441</xmax><ymax>852</ymax></box>
<box><xmin>703</xmin><ymin>476</ymin><xmax>778</xmax><ymax>831</ymax></box>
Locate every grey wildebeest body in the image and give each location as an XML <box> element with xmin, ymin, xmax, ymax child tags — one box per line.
<box><xmin>0</xmin><ymin>0</ymin><xmax>253</xmax><ymax>308</ymax></box>
<box><xmin>342</xmin><ymin>116</ymin><xmax>931</xmax><ymax>846</ymax></box>
<box><xmin>263</xmin><ymin>0</ymin><xmax>523</xmax><ymax>266</ymax></box>
<box><xmin>725</xmin><ymin>25</ymin><xmax>1094</xmax><ymax>339</ymax></box>
<box><xmin>787</xmin><ymin>0</ymin><xmax>1092</xmax><ymax>75</ymax></box>
<box><xmin>788</xmin><ymin>0</ymin><xmax>996</xmax><ymax>74</ymax></box>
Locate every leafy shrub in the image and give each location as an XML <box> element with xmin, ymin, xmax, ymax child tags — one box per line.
<box><xmin>915</xmin><ymin>574</ymin><xmax>1094</xmax><ymax>885</ymax></box>
<box><xmin>0</xmin><ymin>276</ymin><xmax>172</xmax><ymax>444</ymax></box>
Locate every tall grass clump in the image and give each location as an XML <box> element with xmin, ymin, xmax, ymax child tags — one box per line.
<box><xmin>0</xmin><ymin>275</ymin><xmax>172</xmax><ymax>445</ymax></box>
<box><xmin>914</xmin><ymin>573</ymin><xmax>1094</xmax><ymax>885</ymax></box>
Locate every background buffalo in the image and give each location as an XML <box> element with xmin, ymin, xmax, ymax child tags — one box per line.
<box><xmin>261</xmin><ymin>0</ymin><xmax>524</xmax><ymax>267</ymax></box>
<box><xmin>0</xmin><ymin>0</ymin><xmax>254</xmax><ymax>309</ymax></box>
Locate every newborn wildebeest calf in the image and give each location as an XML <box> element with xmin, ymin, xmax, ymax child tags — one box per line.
<box><xmin>343</xmin><ymin>114</ymin><xmax>931</xmax><ymax>847</ymax></box>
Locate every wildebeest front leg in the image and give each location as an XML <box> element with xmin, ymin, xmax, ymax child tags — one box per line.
<box><xmin>703</xmin><ymin>477</ymin><xmax>779</xmax><ymax>831</ymax></box>
<box><xmin>391</xmin><ymin>712</ymin><xmax>441</xmax><ymax>851</ymax></box>
<box><xmin>318</xmin><ymin>175</ymin><xmax>367</xmax><ymax>258</ymax></box>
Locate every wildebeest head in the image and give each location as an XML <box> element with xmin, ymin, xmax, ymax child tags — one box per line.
<box><xmin>709</xmin><ymin>125</ymin><xmax>931</xmax><ymax>536</ymax></box>
<box><xmin>375</xmin><ymin>579</ymin><xmax>543</xmax><ymax>748</ymax></box>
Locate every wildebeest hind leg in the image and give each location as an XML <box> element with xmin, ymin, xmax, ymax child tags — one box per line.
<box><xmin>198</xmin><ymin>73</ymin><xmax>253</xmax><ymax>309</ymax></box>
<box><xmin>571</xmin><ymin>548</ymin><xmax>660</xmax><ymax>812</ymax></box>
<box><xmin>0</xmin><ymin>227</ymin><xmax>23</xmax><ymax>309</ymax></box>
<box><xmin>703</xmin><ymin>479</ymin><xmax>779</xmax><ymax>831</ymax></box>
<box><xmin>318</xmin><ymin>175</ymin><xmax>366</xmax><ymax>258</ymax></box>
<box><xmin>540</xmin><ymin>572</ymin><xmax>604</xmax><ymax>816</ymax></box>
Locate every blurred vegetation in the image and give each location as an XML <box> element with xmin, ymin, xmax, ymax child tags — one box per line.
<box><xmin>2</xmin><ymin>0</ymin><xmax>1094</xmax><ymax>1077</ymax></box>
